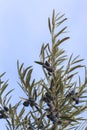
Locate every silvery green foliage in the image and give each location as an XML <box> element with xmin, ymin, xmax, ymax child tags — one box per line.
<box><xmin>0</xmin><ymin>10</ymin><xmax>87</xmax><ymax>130</ymax></box>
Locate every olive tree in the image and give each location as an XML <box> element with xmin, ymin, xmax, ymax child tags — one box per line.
<box><xmin>0</xmin><ymin>10</ymin><xmax>87</xmax><ymax>130</ymax></box>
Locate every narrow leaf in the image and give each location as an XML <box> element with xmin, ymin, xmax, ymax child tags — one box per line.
<box><xmin>25</xmin><ymin>69</ymin><xmax>33</xmax><ymax>87</ymax></box>
<box><xmin>55</xmin><ymin>26</ymin><xmax>67</xmax><ymax>38</ymax></box>
<box><xmin>34</xmin><ymin>61</ymin><xmax>44</xmax><ymax>66</ymax></box>
<box><xmin>56</xmin><ymin>18</ymin><xmax>67</xmax><ymax>26</ymax></box>
<box><xmin>68</xmin><ymin>65</ymin><xmax>84</xmax><ymax>73</ymax></box>
<box><xmin>55</xmin><ymin>13</ymin><xmax>65</xmax><ymax>21</ymax></box>
<box><xmin>0</xmin><ymin>72</ymin><xmax>6</xmax><ymax>78</ymax></box>
<box><xmin>55</xmin><ymin>37</ymin><xmax>70</xmax><ymax>47</ymax></box>
<box><xmin>0</xmin><ymin>80</ymin><xmax>8</xmax><ymax>95</ymax></box>
<box><xmin>48</xmin><ymin>18</ymin><xmax>51</xmax><ymax>33</ymax></box>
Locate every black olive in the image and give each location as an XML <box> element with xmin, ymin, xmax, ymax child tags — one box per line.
<box><xmin>0</xmin><ymin>114</ymin><xmax>3</xmax><ymax>119</ymax></box>
<box><xmin>66</xmin><ymin>90</ymin><xmax>75</xmax><ymax>98</ymax></box>
<box><xmin>45</xmin><ymin>92</ymin><xmax>53</xmax><ymax>101</ymax></box>
<box><xmin>23</xmin><ymin>100</ymin><xmax>29</xmax><ymax>107</ymax></box>
<box><xmin>4</xmin><ymin>106</ymin><xmax>9</xmax><ymax>112</ymax></box>
<box><xmin>58</xmin><ymin>120</ymin><xmax>62</xmax><ymax>125</ymax></box>
<box><xmin>72</xmin><ymin>97</ymin><xmax>79</xmax><ymax>104</ymax></box>
<box><xmin>44</xmin><ymin>61</ymin><xmax>50</xmax><ymax>67</ymax></box>
<box><xmin>42</xmin><ymin>96</ymin><xmax>50</xmax><ymax>103</ymax></box>
<box><xmin>0</xmin><ymin>110</ymin><xmax>4</xmax><ymax>114</ymax></box>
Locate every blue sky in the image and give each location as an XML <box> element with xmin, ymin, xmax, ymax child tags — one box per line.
<box><xmin>0</xmin><ymin>0</ymin><xmax>87</xmax><ymax>129</ymax></box>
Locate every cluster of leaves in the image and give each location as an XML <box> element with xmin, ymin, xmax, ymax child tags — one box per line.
<box><xmin>0</xmin><ymin>10</ymin><xmax>87</xmax><ymax>130</ymax></box>
<box><xmin>34</xmin><ymin>10</ymin><xmax>87</xmax><ymax>129</ymax></box>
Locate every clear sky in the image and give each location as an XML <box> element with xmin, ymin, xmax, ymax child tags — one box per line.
<box><xmin>0</xmin><ymin>0</ymin><xmax>87</xmax><ymax>129</ymax></box>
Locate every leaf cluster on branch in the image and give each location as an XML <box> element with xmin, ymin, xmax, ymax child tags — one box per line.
<box><xmin>0</xmin><ymin>10</ymin><xmax>87</xmax><ymax>130</ymax></box>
